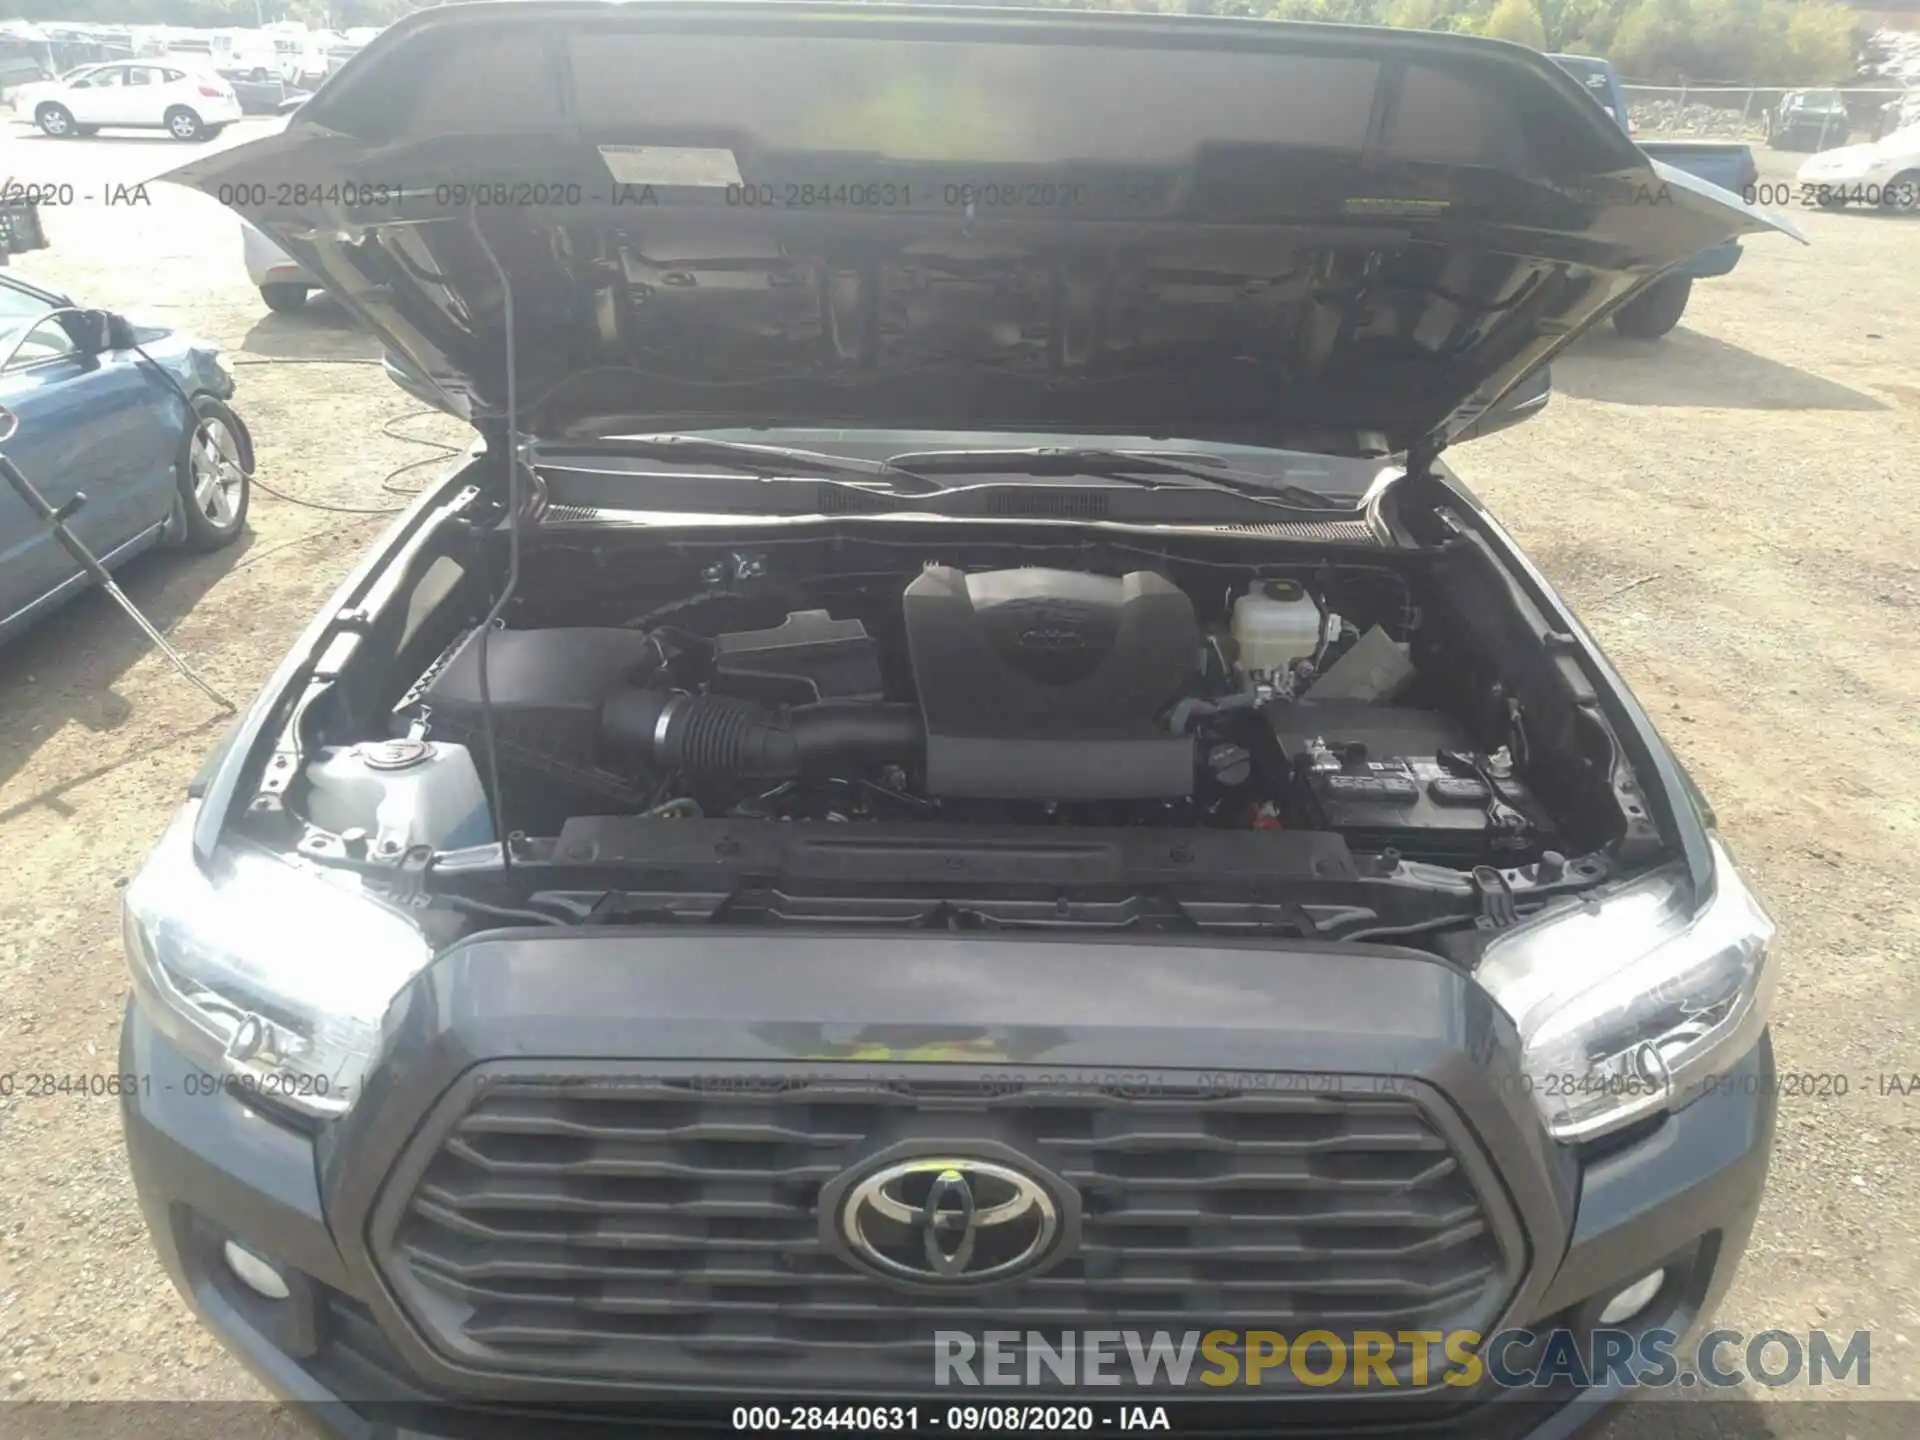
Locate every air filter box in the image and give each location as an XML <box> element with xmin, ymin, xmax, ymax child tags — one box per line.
<box><xmin>406</xmin><ymin>627</ymin><xmax>659</xmax><ymax>801</ymax></box>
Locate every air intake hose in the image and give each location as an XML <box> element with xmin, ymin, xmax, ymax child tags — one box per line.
<box><xmin>602</xmin><ymin>687</ymin><xmax>924</xmax><ymax>779</ymax></box>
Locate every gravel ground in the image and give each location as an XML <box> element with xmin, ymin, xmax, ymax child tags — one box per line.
<box><xmin>0</xmin><ymin>121</ymin><xmax>1914</xmax><ymax>1434</ymax></box>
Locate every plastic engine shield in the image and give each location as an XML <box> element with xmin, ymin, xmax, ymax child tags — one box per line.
<box><xmin>902</xmin><ymin>566</ymin><xmax>1200</xmax><ymax>800</ymax></box>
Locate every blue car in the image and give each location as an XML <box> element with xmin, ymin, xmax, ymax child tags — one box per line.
<box><xmin>0</xmin><ymin>268</ymin><xmax>251</xmax><ymax>644</ymax></box>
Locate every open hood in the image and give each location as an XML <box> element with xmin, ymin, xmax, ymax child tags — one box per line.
<box><xmin>167</xmin><ymin>1</ymin><xmax>1801</xmax><ymax>458</ymax></box>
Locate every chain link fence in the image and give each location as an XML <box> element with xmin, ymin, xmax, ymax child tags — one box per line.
<box><xmin>1622</xmin><ymin>84</ymin><xmax>1920</xmax><ymax>148</ymax></box>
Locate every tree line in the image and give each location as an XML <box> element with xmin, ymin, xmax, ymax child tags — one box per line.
<box><xmin>1073</xmin><ymin>0</ymin><xmax>1866</xmax><ymax>82</ymax></box>
<box><xmin>1</xmin><ymin>0</ymin><xmax>1870</xmax><ymax>83</ymax></box>
<box><xmin>1</xmin><ymin>0</ymin><xmax>408</xmax><ymax>28</ymax></box>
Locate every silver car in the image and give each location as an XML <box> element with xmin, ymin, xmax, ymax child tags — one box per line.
<box><xmin>240</xmin><ymin>216</ymin><xmax>316</xmax><ymax>312</ymax></box>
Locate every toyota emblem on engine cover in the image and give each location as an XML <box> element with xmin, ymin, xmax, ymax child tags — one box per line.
<box><xmin>828</xmin><ymin>1154</ymin><xmax>1070</xmax><ymax>1285</ymax></box>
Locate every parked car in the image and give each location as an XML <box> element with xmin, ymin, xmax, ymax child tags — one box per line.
<box><xmin>1766</xmin><ymin>89</ymin><xmax>1853</xmax><ymax>151</ymax></box>
<box><xmin>241</xmin><ymin>218</ymin><xmax>319</xmax><ymax>312</ymax></box>
<box><xmin>1874</xmin><ymin>90</ymin><xmax>1920</xmax><ymax>141</ymax></box>
<box><xmin>0</xmin><ymin>188</ymin><xmax>49</xmax><ymax>268</ymax></box>
<box><xmin>208</xmin><ymin>29</ymin><xmax>281</xmax><ymax>83</ymax></box>
<box><xmin>323</xmin><ymin>39</ymin><xmax>364</xmax><ymax>77</ymax></box>
<box><xmin>14</xmin><ymin>61</ymin><xmax>241</xmax><ymax>140</ymax></box>
<box><xmin>0</xmin><ymin>22</ymin><xmax>55</xmax><ymax>93</ymax></box>
<box><xmin>264</xmin><ymin>28</ymin><xmax>329</xmax><ymax>87</ymax></box>
<box><xmin>0</xmin><ymin>269</ymin><xmax>249</xmax><ymax>644</ymax></box>
<box><xmin>136</xmin><ymin>8</ymin><xmax>1794</xmax><ymax>1434</ymax></box>
<box><xmin>1795</xmin><ymin>123</ymin><xmax>1920</xmax><ymax>212</ymax></box>
<box><xmin>228</xmin><ymin>75</ymin><xmax>307</xmax><ymax>115</ymax></box>
<box><xmin>147</xmin><ymin>29</ymin><xmax>216</xmax><ymax>60</ymax></box>
<box><xmin>1548</xmin><ymin>53</ymin><xmax>1769</xmax><ymax>337</ymax></box>
<box><xmin>323</xmin><ymin>26</ymin><xmax>380</xmax><ymax>77</ymax></box>
<box><xmin>40</xmin><ymin>22</ymin><xmax>135</xmax><ymax>71</ymax></box>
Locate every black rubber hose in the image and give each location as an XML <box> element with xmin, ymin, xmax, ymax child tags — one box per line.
<box><xmin>603</xmin><ymin>687</ymin><xmax>923</xmax><ymax>779</ymax></box>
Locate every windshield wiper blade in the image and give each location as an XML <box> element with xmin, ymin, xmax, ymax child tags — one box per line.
<box><xmin>883</xmin><ymin>446</ymin><xmax>1363</xmax><ymax>511</ymax></box>
<box><xmin>535</xmin><ymin>436</ymin><xmax>943</xmax><ymax>492</ymax></box>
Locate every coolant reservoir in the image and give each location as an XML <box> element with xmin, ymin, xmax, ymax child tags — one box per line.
<box><xmin>304</xmin><ymin>739</ymin><xmax>493</xmax><ymax>856</ymax></box>
<box><xmin>1231</xmin><ymin>580</ymin><xmax>1323</xmax><ymax>685</ymax></box>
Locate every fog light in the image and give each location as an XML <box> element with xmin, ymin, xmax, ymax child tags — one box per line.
<box><xmin>1598</xmin><ymin>1269</ymin><xmax>1665</xmax><ymax>1325</ymax></box>
<box><xmin>222</xmin><ymin>1240</ymin><xmax>290</xmax><ymax>1300</ymax></box>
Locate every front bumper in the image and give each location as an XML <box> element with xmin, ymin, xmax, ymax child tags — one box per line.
<box><xmin>121</xmin><ymin>932</ymin><xmax>1775</xmax><ymax>1439</ymax></box>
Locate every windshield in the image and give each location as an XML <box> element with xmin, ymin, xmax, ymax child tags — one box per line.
<box><xmin>554</xmin><ymin>427</ymin><xmax>1394</xmax><ymax>499</ymax></box>
<box><xmin>0</xmin><ymin>282</ymin><xmax>70</xmax><ymax>365</ymax></box>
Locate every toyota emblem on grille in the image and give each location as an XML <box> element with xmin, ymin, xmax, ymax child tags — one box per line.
<box><xmin>834</xmin><ymin>1157</ymin><xmax>1064</xmax><ymax>1285</ymax></box>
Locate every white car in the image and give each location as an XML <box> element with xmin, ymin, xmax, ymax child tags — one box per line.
<box><xmin>241</xmin><ymin>218</ymin><xmax>319</xmax><ymax>312</ymax></box>
<box><xmin>1795</xmin><ymin>123</ymin><xmax>1920</xmax><ymax>212</ymax></box>
<box><xmin>15</xmin><ymin>61</ymin><xmax>242</xmax><ymax>141</ymax></box>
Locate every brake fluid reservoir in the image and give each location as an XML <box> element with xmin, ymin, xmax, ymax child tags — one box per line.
<box><xmin>1231</xmin><ymin>580</ymin><xmax>1323</xmax><ymax>685</ymax></box>
<box><xmin>304</xmin><ymin>739</ymin><xmax>493</xmax><ymax>855</ymax></box>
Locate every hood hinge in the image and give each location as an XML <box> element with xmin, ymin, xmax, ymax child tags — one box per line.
<box><xmin>1406</xmin><ymin>436</ymin><xmax>1442</xmax><ymax>480</ymax></box>
<box><xmin>476</xmin><ymin>417</ymin><xmax>512</xmax><ymax>459</ymax></box>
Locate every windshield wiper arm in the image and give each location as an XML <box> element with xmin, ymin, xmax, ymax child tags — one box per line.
<box><xmin>883</xmin><ymin>446</ymin><xmax>1363</xmax><ymax>511</ymax></box>
<box><xmin>534</xmin><ymin>436</ymin><xmax>944</xmax><ymax>492</ymax></box>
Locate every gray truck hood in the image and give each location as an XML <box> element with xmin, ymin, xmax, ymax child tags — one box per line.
<box><xmin>165</xmin><ymin>1</ymin><xmax>1800</xmax><ymax>457</ymax></box>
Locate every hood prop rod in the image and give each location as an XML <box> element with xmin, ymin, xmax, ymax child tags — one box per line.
<box><xmin>0</xmin><ymin>442</ymin><xmax>236</xmax><ymax>713</ymax></box>
<box><xmin>467</xmin><ymin>206</ymin><xmax>525</xmax><ymax>871</ymax></box>
<box><xmin>0</xmin><ymin>310</ymin><xmax>235</xmax><ymax>714</ymax></box>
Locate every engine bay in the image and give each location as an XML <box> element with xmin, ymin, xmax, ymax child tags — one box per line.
<box><xmin>261</xmin><ymin>505</ymin><xmax>1666</xmax><ymax>949</ymax></box>
<box><xmin>393</xmin><ymin>557</ymin><xmax>1558</xmax><ymax>866</ymax></box>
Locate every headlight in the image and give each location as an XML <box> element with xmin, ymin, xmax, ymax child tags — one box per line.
<box><xmin>1476</xmin><ymin>836</ymin><xmax>1776</xmax><ymax>1143</ymax></box>
<box><xmin>121</xmin><ymin>805</ymin><xmax>433</xmax><ymax>1119</ymax></box>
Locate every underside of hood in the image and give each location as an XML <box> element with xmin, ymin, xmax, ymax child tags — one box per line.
<box><xmin>167</xmin><ymin>1</ymin><xmax>1800</xmax><ymax>457</ymax></box>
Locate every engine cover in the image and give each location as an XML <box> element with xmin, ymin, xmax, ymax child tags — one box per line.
<box><xmin>902</xmin><ymin>566</ymin><xmax>1200</xmax><ymax>800</ymax></box>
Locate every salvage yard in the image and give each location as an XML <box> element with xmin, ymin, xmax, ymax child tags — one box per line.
<box><xmin>0</xmin><ymin>117</ymin><xmax>1915</xmax><ymax>1431</ymax></box>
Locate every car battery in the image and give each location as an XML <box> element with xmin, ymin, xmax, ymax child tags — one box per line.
<box><xmin>1266</xmin><ymin>700</ymin><xmax>1543</xmax><ymax>861</ymax></box>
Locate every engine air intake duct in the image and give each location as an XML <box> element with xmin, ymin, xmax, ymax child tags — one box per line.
<box><xmin>602</xmin><ymin>688</ymin><xmax>923</xmax><ymax>780</ymax></box>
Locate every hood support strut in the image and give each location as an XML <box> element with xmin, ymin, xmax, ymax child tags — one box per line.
<box><xmin>468</xmin><ymin>207</ymin><xmax>526</xmax><ymax>873</ymax></box>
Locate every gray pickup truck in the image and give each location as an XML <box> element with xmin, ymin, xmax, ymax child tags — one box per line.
<box><xmin>124</xmin><ymin>8</ymin><xmax>1798</xmax><ymax>1436</ymax></box>
<box><xmin>1550</xmin><ymin>53</ymin><xmax>1763</xmax><ymax>337</ymax></box>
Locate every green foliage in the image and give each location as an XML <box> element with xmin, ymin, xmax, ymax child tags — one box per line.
<box><xmin>1037</xmin><ymin>0</ymin><xmax>1867</xmax><ymax>79</ymax></box>
<box><xmin>1595</xmin><ymin>0</ymin><xmax>1862</xmax><ymax>79</ymax></box>
<box><xmin>1</xmin><ymin>0</ymin><xmax>1865</xmax><ymax>80</ymax></box>
<box><xmin>3</xmin><ymin>0</ymin><xmax>418</xmax><ymax>24</ymax></box>
<box><xmin>1277</xmin><ymin>0</ymin><xmax>1864</xmax><ymax>80</ymax></box>
<box><xmin>1480</xmin><ymin>0</ymin><xmax>1547</xmax><ymax>45</ymax></box>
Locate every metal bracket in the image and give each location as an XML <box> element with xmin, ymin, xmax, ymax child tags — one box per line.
<box><xmin>701</xmin><ymin>551</ymin><xmax>767</xmax><ymax>584</ymax></box>
<box><xmin>381</xmin><ymin>844</ymin><xmax>437</xmax><ymax>907</ymax></box>
<box><xmin>1471</xmin><ymin>866</ymin><xmax>1519</xmax><ymax>929</ymax></box>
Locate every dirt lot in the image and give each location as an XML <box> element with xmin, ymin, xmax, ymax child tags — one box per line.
<box><xmin>0</xmin><ymin>120</ymin><xmax>1914</xmax><ymax>1431</ymax></box>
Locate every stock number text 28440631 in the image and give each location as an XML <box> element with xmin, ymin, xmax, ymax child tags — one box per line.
<box><xmin>1745</xmin><ymin>180</ymin><xmax>1920</xmax><ymax>210</ymax></box>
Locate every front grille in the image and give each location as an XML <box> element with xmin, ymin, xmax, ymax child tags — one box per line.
<box><xmin>374</xmin><ymin>1070</ymin><xmax>1521</xmax><ymax>1388</ymax></box>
